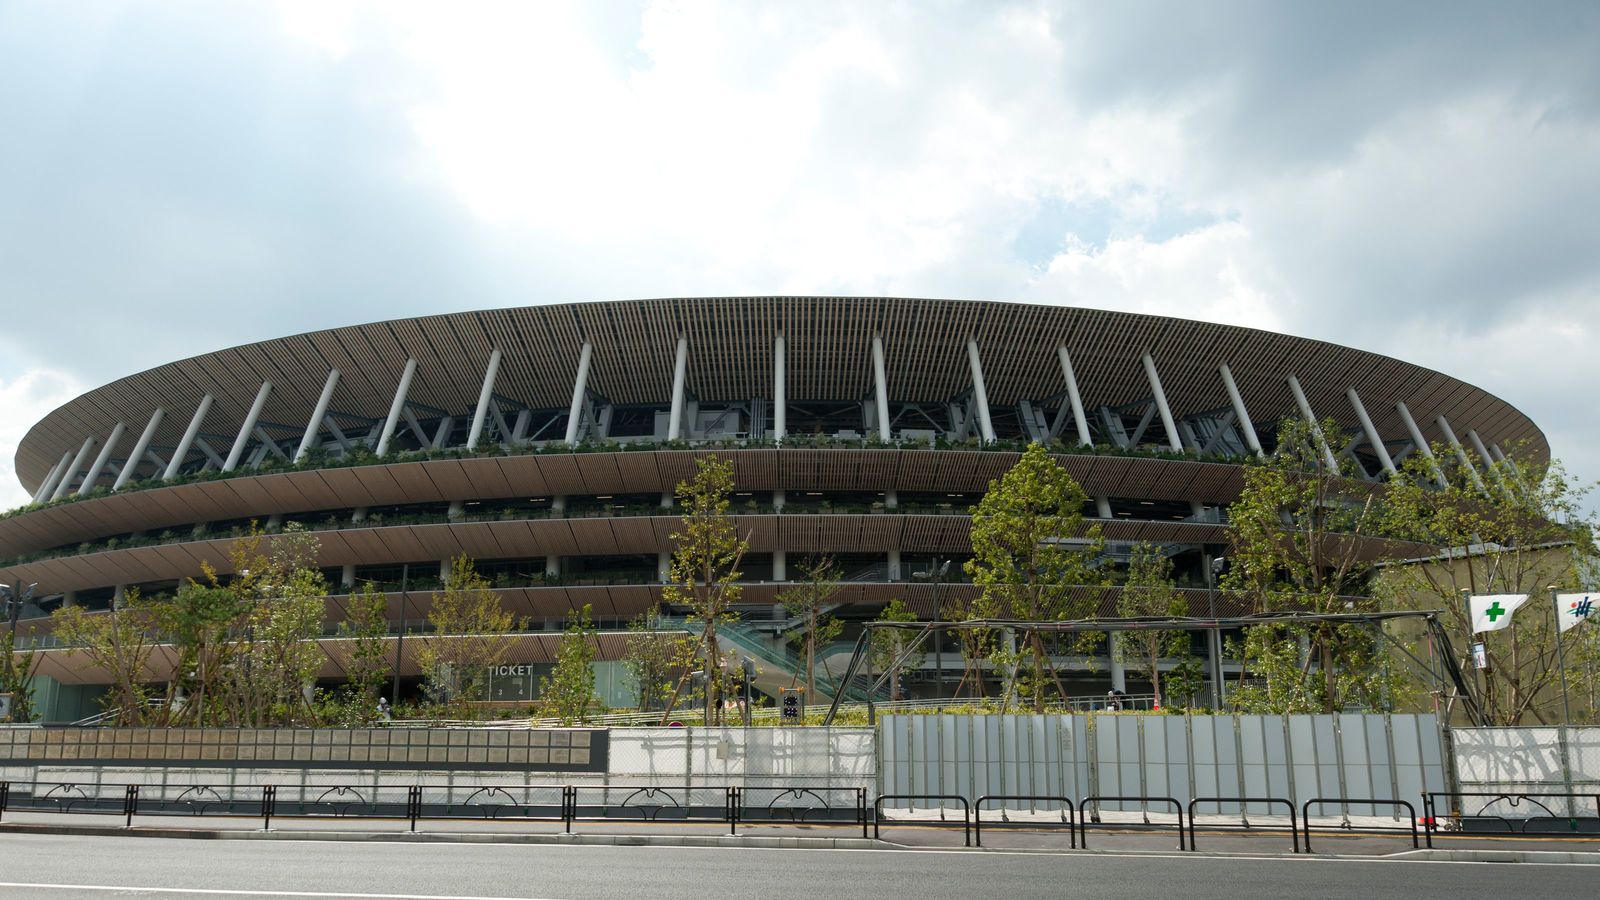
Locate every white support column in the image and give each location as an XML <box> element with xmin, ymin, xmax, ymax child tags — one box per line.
<box><xmin>658</xmin><ymin>551</ymin><xmax>672</xmax><ymax>583</ymax></box>
<box><xmin>1285</xmin><ymin>376</ymin><xmax>1340</xmax><ymax>471</ymax></box>
<box><xmin>464</xmin><ymin>350</ymin><xmax>503</xmax><ymax>449</ymax></box>
<box><xmin>773</xmin><ymin>332</ymin><xmax>787</xmax><ymax>443</ymax></box>
<box><xmin>1346</xmin><ymin>387</ymin><xmax>1395</xmax><ymax>475</ymax></box>
<box><xmin>772</xmin><ymin>550</ymin><xmax>787</xmax><ymax>582</ymax></box>
<box><xmin>1395</xmin><ymin>401</ymin><xmax>1444</xmax><ymax>485</ymax></box>
<box><xmin>1057</xmin><ymin>347</ymin><xmax>1093</xmax><ymax>447</ymax></box>
<box><xmin>1467</xmin><ymin>430</ymin><xmax>1505</xmax><ymax>488</ymax></box>
<box><xmin>1096</xmin><ymin>496</ymin><xmax>1113</xmax><ymax>519</ymax></box>
<box><xmin>965</xmin><ymin>339</ymin><xmax>996</xmax><ymax>444</ymax></box>
<box><xmin>545</xmin><ymin>554</ymin><xmax>560</xmax><ymax>578</ymax></box>
<box><xmin>1218</xmin><ymin>364</ymin><xmax>1264</xmax><ymax>457</ymax></box>
<box><xmin>1435</xmin><ymin>415</ymin><xmax>1487</xmax><ymax>493</ymax></box>
<box><xmin>1109</xmin><ymin>634</ymin><xmax>1127</xmax><ymax>693</ymax></box>
<box><xmin>77</xmin><ymin>422</ymin><xmax>127</xmax><ymax>496</ymax></box>
<box><xmin>51</xmin><ymin>436</ymin><xmax>97</xmax><ymax>501</ymax></box>
<box><xmin>34</xmin><ymin>451</ymin><xmax>73</xmax><ymax>503</ymax></box>
<box><xmin>887</xmin><ymin>549</ymin><xmax>902</xmax><ymax>582</ymax></box>
<box><xmin>374</xmin><ymin>359</ymin><xmax>418</xmax><ymax>456</ymax></box>
<box><xmin>165</xmin><ymin>394</ymin><xmax>214</xmax><ymax>480</ymax></box>
<box><xmin>341</xmin><ymin>565</ymin><xmax>356</xmax><ymax>589</ymax></box>
<box><xmin>1140</xmin><ymin>353</ymin><xmax>1184</xmax><ymax>452</ymax></box>
<box><xmin>115</xmin><ymin>407</ymin><xmax>166</xmax><ymax>490</ymax></box>
<box><xmin>223</xmin><ymin>382</ymin><xmax>273</xmax><ymax>472</ymax></box>
<box><xmin>295</xmin><ymin>370</ymin><xmax>341</xmax><ymax>462</ymax></box>
<box><xmin>563</xmin><ymin>342</ymin><xmax>594</xmax><ymax>446</ymax></box>
<box><xmin>668</xmin><ymin>335</ymin><xmax>688</xmax><ymax>441</ymax></box>
<box><xmin>871</xmin><ymin>334</ymin><xmax>891</xmax><ymax>441</ymax></box>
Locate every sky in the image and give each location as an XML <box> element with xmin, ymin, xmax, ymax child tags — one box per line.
<box><xmin>1</xmin><ymin>0</ymin><xmax>1598</xmax><ymax>509</ymax></box>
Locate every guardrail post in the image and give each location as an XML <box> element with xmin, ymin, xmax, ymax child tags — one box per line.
<box><xmin>727</xmin><ymin>787</ymin><xmax>738</xmax><ymax>836</ymax></box>
<box><xmin>408</xmin><ymin>785</ymin><xmax>422</xmax><ymax>832</ymax></box>
<box><xmin>262</xmin><ymin>785</ymin><xmax>276</xmax><ymax>830</ymax></box>
<box><xmin>858</xmin><ymin>788</ymin><xmax>868</xmax><ymax>839</ymax></box>
<box><xmin>563</xmin><ymin>786</ymin><xmax>575</xmax><ymax>834</ymax></box>
<box><xmin>123</xmin><ymin>785</ymin><xmax>139</xmax><ymax>828</ymax></box>
<box><xmin>0</xmin><ymin>780</ymin><xmax>8</xmax><ymax>822</ymax></box>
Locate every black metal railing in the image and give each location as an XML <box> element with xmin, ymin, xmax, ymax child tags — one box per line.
<box><xmin>1078</xmin><ymin>795</ymin><xmax>1185</xmax><ymax>850</ymax></box>
<box><xmin>1301</xmin><ymin>798</ymin><xmax>1417</xmax><ymax>852</ymax></box>
<box><xmin>1185</xmin><ymin>797</ymin><xmax>1297</xmax><ymax>853</ymax></box>
<box><xmin>973</xmin><ymin>795</ymin><xmax>1075</xmax><ymax>848</ymax></box>
<box><xmin>873</xmin><ymin>794</ymin><xmax>971</xmax><ymax>846</ymax></box>
<box><xmin>1421</xmin><ymin>791</ymin><xmax>1600</xmax><ymax>846</ymax></box>
<box><xmin>730</xmin><ymin>787</ymin><xmax>869</xmax><ymax>838</ymax></box>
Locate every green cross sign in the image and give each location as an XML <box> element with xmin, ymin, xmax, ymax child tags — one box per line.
<box><xmin>1485</xmin><ymin>601</ymin><xmax>1506</xmax><ymax>622</ymax></box>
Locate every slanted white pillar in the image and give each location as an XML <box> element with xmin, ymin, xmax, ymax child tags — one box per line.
<box><xmin>34</xmin><ymin>451</ymin><xmax>73</xmax><ymax>503</ymax></box>
<box><xmin>223</xmin><ymin>382</ymin><xmax>273</xmax><ymax>472</ymax></box>
<box><xmin>1435</xmin><ymin>415</ymin><xmax>1487</xmax><ymax>493</ymax></box>
<box><xmin>1057</xmin><ymin>347</ymin><xmax>1093</xmax><ymax>447</ymax></box>
<box><xmin>1218</xmin><ymin>364</ymin><xmax>1264</xmax><ymax>458</ymax></box>
<box><xmin>871</xmin><ymin>334</ymin><xmax>891</xmax><ymax>441</ymax></box>
<box><xmin>1395</xmin><ymin>401</ymin><xmax>1444</xmax><ymax>485</ymax></box>
<box><xmin>772</xmin><ymin>332</ymin><xmax>787</xmax><ymax>443</ymax></box>
<box><xmin>667</xmin><ymin>335</ymin><xmax>688</xmax><ymax>441</ymax></box>
<box><xmin>1285</xmin><ymin>376</ymin><xmax>1340</xmax><ymax>472</ymax></box>
<box><xmin>1096</xmin><ymin>496</ymin><xmax>1113</xmax><ymax>519</ymax></box>
<box><xmin>1346</xmin><ymin>387</ymin><xmax>1395</xmax><ymax>475</ymax></box>
<box><xmin>374</xmin><ymin>359</ymin><xmax>418</xmax><ymax>456</ymax></box>
<box><xmin>564</xmin><ymin>342</ymin><xmax>594</xmax><ymax>445</ymax></box>
<box><xmin>77</xmin><ymin>422</ymin><xmax>127</xmax><ymax>496</ymax></box>
<box><xmin>115</xmin><ymin>407</ymin><xmax>166</xmax><ymax>490</ymax></box>
<box><xmin>465</xmin><ymin>351</ymin><xmax>502</xmax><ymax>450</ymax></box>
<box><xmin>1467</xmin><ymin>430</ymin><xmax>1505</xmax><ymax>489</ymax></box>
<box><xmin>165</xmin><ymin>394</ymin><xmax>214</xmax><ymax>480</ymax></box>
<box><xmin>1140</xmin><ymin>353</ymin><xmax>1184</xmax><ymax>452</ymax></box>
<box><xmin>51</xmin><ymin>436</ymin><xmax>97</xmax><ymax>501</ymax></box>
<box><xmin>295</xmin><ymin>370</ymin><xmax>341</xmax><ymax>462</ymax></box>
<box><xmin>965</xmin><ymin>339</ymin><xmax>996</xmax><ymax>443</ymax></box>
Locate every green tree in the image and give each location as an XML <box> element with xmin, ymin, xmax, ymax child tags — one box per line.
<box><xmin>334</xmin><ymin>581</ymin><xmax>392</xmax><ymax>722</ymax></box>
<box><xmin>868</xmin><ymin>598</ymin><xmax>923</xmax><ymax>702</ymax></box>
<box><xmin>1117</xmin><ymin>543</ymin><xmax>1190</xmax><ymax>707</ymax></box>
<box><xmin>418</xmin><ymin>555</ymin><xmax>520</xmax><ymax>715</ymax></box>
<box><xmin>622</xmin><ymin>610</ymin><xmax>696</xmax><ymax>712</ymax></box>
<box><xmin>1379</xmin><ymin>444</ymin><xmax>1597</xmax><ymax>725</ymax></box>
<box><xmin>51</xmin><ymin>587</ymin><xmax>161</xmax><ymax>724</ymax></box>
<box><xmin>1222</xmin><ymin>418</ymin><xmax>1405</xmax><ymax>714</ymax></box>
<box><xmin>661</xmin><ymin>456</ymin><xmax>749</xmax><ymax>725</ymax></box>
<box><xmin>539</xmin><ymin>604</ymin><xmax>597</xmax><ymax>723</ymax></box>
<box><xmin>965</xmin><ymin>442</ymin><xmax>1104</xmax><ymax>712</ymax></box>
<box><xmin>778</xmin><ymin>555</ymin><xmax>844</xmax><ymax>698</ymax></box>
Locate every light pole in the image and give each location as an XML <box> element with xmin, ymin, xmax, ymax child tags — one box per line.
<box><xmin>1205</xmin><ymin>556</ymin><xmax>1227</xmax><ymax>709</ymax></box>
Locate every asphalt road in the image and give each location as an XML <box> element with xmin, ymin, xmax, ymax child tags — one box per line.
<box><xmin>0</xmin><ymin>833</ymin><xmax>1593</xmax><ymax>899</ymax></box>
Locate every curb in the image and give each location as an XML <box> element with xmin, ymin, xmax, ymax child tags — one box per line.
<box><xmin>1386</xmin><ymin>848</ymin><xmax>1600</xmax><ymax>865</ymax></box>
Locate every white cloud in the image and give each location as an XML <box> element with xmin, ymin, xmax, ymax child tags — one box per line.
<box><xmin>0</xmin><ymin>368</ymin><xmax>87</xmax><ymax>510</ymax></box>
<box><xmin>2</xmin><ymin>0</ymin><xmax>1598</xmax><ymax>506</ymax></box>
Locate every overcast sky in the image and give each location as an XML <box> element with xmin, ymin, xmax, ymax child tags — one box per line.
<box><xmin>1</xmin><ymin>0</ymin><xmax>1598</xmax><ymax>509</ymax></box>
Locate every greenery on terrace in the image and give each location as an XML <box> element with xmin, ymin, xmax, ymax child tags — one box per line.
<box><xmin>3</xmin><ymin>431</ymin><xmax>1259</xmax><ymax>525</ymax></box>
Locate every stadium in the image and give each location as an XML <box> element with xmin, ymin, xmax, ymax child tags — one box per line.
<box><xmin>0</xmin><ymin>297</ymin><xmax>1544</xmax><ymax>722</ymax></box>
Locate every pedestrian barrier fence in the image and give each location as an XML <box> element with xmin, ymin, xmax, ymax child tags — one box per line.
<box><xmin>873</xmin><ymin>794</ymin><xmax>972</xmax><ymax>846</ymax></box>
<box><xmin>1421</xmin><ymin>791</ymin><xmax>1600</xmax><ymax>845</ymax></box>
<box><xmin>1185</xmin><ymin>797</ymin><xmax>1297</xmax><ymax>853</ymax></box>
<box><xmin>1300</xmin><ymin>798</ymin><xmax>1417</xmax><ymax>853</ymax></box>
<box><xmin>972</xmin><ymin>795</ymin><xmax>1076</xmax><ymax>848</ymax></box>
<box><xmin>1078</xmin><ymin>795</ymin><xmax>1185</xmax><ymax>850</ymax></box>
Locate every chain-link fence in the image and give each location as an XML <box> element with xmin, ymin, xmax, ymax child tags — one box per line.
<box><xmin>1448</xmin><ymin>726</ymin><xmax>1600</xmax><ymax>820</ymax></box>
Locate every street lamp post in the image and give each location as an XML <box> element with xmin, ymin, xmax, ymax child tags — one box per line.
<box><xmin>1205</xmin><ymin>556</ymin><xmax>1227</xmax><ymax>709</ymax></box>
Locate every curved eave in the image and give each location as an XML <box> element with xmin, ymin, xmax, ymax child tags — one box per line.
<box><xmin>15</xmin><ymin>297</ymin><xmax>1548</xmax><ymax>489</ymax></box>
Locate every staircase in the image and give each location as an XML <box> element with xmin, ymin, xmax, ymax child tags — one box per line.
<box><xmin>664</xmin><ymin>616</ymin><xmax>870</xmax><ymax>704</ymax></box>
